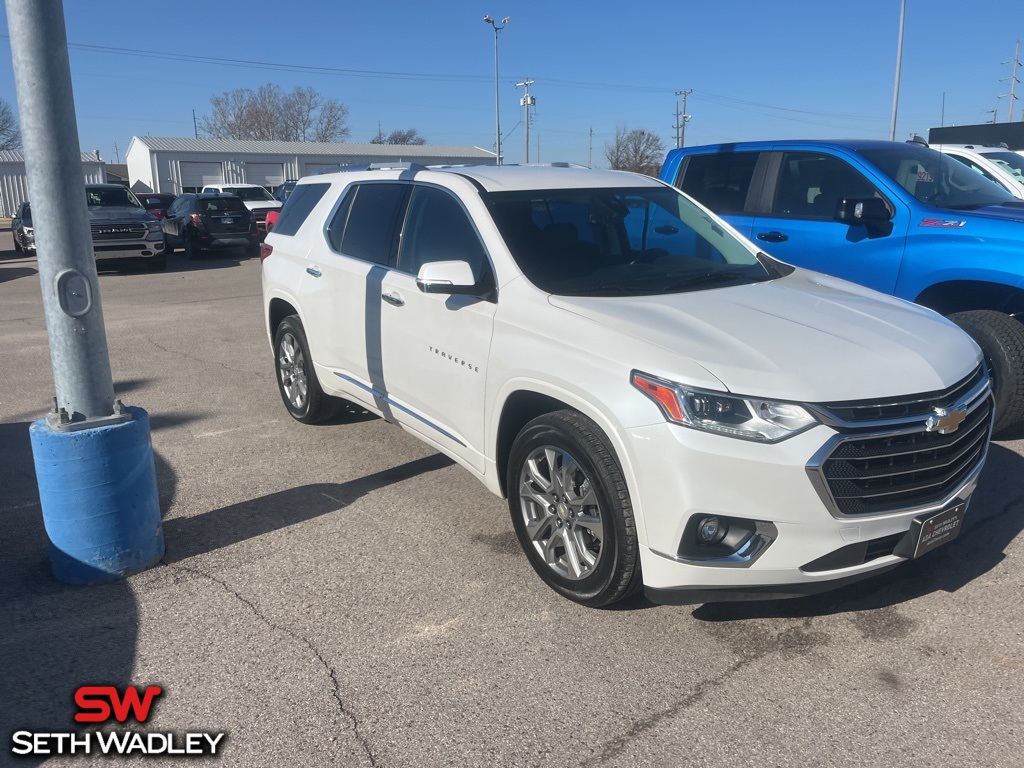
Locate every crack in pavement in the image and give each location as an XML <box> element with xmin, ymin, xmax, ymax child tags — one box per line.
<box><xmin>587</xmin><ymin>622</ymin><xmax>825</xmax><ymax>766</ymax></box>
<box><xmin>145</xmin><ymin>336</ymin><xmax>262</xmax><ymax>377</ymax></box>
<box><xmin>169</xmin><ymin>563</ymin><xmax>380</xmax><ymax>768</ymax></box>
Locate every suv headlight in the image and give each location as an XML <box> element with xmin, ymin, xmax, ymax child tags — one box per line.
<box><xmin>146</xmin><ymin>220</ymin><xmax>162</xmax><ymax>233</ymax></box>
<box><xmin>631</xmin><ymin>371</ymin><xmax>818</xmax><ymax>442</ymax></box>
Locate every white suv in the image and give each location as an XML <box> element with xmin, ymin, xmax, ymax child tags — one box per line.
<box><xmin>262</xmin><ymin>163</ymin><xmax>992</xmax><ymax>607</ymax></box>
<box><xmin>932</xmin><ymin>143</ymin><xmax>1024</xmax><ymax>199</ymax></box>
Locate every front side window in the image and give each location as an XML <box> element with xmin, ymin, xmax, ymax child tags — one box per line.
<box><xmin>860</xmin><ymin>146</ymin><xmax>1014</xmax><ymax>209</ymax></box>
<box><xmin>678</xmin><ymin>152</ymin><xmax>759</xmax><ymax>213</ymax></box>
<box><xmin>485</xmin><ymin>186</ymin><xmax>775</xmax><ymax>296</ymax></box>
<box><xmin>771</xmin><ymin>152</ymin><xmax>884</xmax><ymax>218</ymax></box>
<box><xmin>397</xmin><ymin>186</ymin><xmax>489</xmax><ymax>279</ymax></box>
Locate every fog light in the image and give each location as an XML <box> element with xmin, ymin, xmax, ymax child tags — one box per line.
<box><xmin>697</xmin><ymin>516</ymin><xmax>728</xmax><ymax>546</ymax></box>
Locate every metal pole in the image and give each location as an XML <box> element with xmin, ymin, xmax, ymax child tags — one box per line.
<box><xmin>680</xmin><ymin>89</ymin><xmax>692</xmax><ymax>147</ymax></box>
<box><xmin>493</xmin><ymin>26</ymin><xmax>501</xmax><ymax>165</ymax></box>
<box><xmin>889</xmin><ymin>0</ymin><xmax>906</xmax><ymax>141</ymax></box>
<box><xmin>7</xmin><ymin>0</ymin><xmax>116</xmax><ymax>423</ymax></box>
<box><xmin>1010</xmin><ymin>40</ymin><xmax>1019</xmax><ymax>122</ymax></box>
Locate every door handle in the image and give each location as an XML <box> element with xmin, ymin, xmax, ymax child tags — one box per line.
<box><xmin>381</xmin><ymin>292</ymin><xmax>405</xmax><ymax>307</ymax></box>
<box><xmin>756</xmin><ymin>231</ymin><xmax>789</xmax><ymax>243</ymax></box>
<box><xmin>306</xmin><ymin>266</ymin><xmax>322</xmax><ymax>278</ymax></box>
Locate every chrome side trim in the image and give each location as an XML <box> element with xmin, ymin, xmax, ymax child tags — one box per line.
<box><xmin>333</xmin><ymin>371</ymin><xmax>466</xmax><ymax>447</ymax></box>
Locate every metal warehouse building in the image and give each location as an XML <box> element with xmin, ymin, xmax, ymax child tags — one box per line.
<box><xmin>0</xmin><ymin>150</ymin><xmax>106</xmax><ymax>217</ymax></box>
<box><xmin>126</xmin><ymin>136</ymin><xmax>497</xmax><ymax>195</ymax></box>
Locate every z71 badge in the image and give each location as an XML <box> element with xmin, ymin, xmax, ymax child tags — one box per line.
<box><xmin>919</xmin><ymin>218</ymin><xmax>967</xmax><ymax>228</ymax></box>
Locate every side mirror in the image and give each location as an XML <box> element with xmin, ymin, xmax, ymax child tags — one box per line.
<box><xmin>416</xmin><ymin>260</ymin><xmax>483</xmax><ymax>296</ymax></box>
<box><xmin>834</xmin><ymin>197</ymin><xmax>892</xmax><ymax>237</ymax></box>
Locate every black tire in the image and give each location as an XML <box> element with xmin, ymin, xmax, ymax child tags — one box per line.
<box><xmin>949</xmin><ymin>309</ymin><xmax>1024</xmax><ymax>438</ymax></box>
<box><xmin>507</xmin><ymin>410</ymin><xmax>641</xmax><ymax>607</ymax></box>
<box><xmin>13</xmin><ymin>234</ymin><xmax>21</xmax><ymax>252</ymax></box>
<box><xmin>183</xmin><ymin>229</ymin><xmax>201</xmax><ymax>260</ymax></box>
<box><xmin>164</xmin><ymin>237</ymin><xmax>176</xmax><ymax>254</ymax></box>
<box><xmin>273</xmin><ymin>315</ymin><xmax>340</xmax><ymax>424</ymax></box>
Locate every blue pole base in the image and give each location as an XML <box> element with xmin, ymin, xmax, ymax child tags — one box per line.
<box><xmin>29</xmin><ymin>406</ymin><xmax>165</xmax><ymax>584</ymax></box>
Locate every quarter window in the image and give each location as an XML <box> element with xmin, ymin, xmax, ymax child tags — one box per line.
<box><xmin>274</xmin><ymin>182</ymin><xmax>330</xmax><ymax>237</ymax></box>
<box><xmin>397</xmin><ymin>186</ymin><xmax>489</xmax><ymax>278</ymax></box>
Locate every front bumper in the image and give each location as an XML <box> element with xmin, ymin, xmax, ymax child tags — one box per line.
<box><xmin>94</xmin><ymin>237</ymin><xmax>165</xmax><ymax>261</ymax></box>
<box><xmin>622</xmin><ymin>416</ymin><xmax>987</xmax><ymax>604</ymax></box>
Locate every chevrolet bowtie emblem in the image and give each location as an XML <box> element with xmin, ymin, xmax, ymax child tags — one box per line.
<box><xmin>926</xmin><ymin>406</ymin><xmax>967</xmax><ymax>434</ymax></box>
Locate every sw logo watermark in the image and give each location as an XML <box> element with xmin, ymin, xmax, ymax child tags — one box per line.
<box><xmin>10</xmin><ymin>685</ymin><xmax>226</xmax><ymax>757</ymax></box>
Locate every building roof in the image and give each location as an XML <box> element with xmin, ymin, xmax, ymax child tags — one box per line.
<box><xmin>0</xmin><ymin>150</ymin><xmax>105</xmax><ymax>163</ymax></box>
<box><xmin>132</xmin><ymin>136</ymin><xmax>495</xmax><ymax>159</ymax></box>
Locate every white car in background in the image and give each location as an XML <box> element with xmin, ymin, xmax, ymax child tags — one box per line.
<box><xmin>932</xmin><ymin>143</ymin><xmax>1024</xmax><ymax>200</ymax></box>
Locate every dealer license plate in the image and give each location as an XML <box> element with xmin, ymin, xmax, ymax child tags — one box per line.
<box><xmin>908</xmin><ymin>502</ymin><xmax>966</xmax><ymax>558</ymax></box>
<box><xmin>222</xmin><ymin>217</ymin><xmax>234</xmax><ymax>224</ymax></box>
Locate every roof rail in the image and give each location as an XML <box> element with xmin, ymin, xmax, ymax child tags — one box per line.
<box><xmin>312</xmin><ymin>161</ymin><xmax>427</xmax><ymax>175</ymax></box>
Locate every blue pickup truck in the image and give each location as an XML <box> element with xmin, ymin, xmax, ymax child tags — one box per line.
<box><xmin>660</xmin><ymin>139</ymin><xmax>1024</xmax><ymax>437</ymax></box>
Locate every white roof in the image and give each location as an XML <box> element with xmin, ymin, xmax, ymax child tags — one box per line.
<box><xmin>0</xmin><ymin>150</ymin><xmax>104</xmax><ymax>163</ymax></box>
<box><xmin>312</xmin><ymin>164</ymin><xmax>662</xmax><ymax>193</ymax></box>
<box><xmin>132</xmin><ymin>136</ymin><xmax>495</xmax><ymax>160</ymax></box>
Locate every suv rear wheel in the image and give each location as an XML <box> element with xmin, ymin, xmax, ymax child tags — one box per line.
<box><xmin>274</xmin><ymin>315</ymin><xmax>339</xmax><ymax>424</ymax></box>
<box><xmin>507</xmin><ymin>410</ymin><xmax>641</xmax><ymax>607</ymax></box>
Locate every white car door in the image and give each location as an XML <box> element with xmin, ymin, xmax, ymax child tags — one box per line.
<box><xmin>376</xmin><ymin>184</ymin><xmax>496</xmax><ymax>472</ymax></box>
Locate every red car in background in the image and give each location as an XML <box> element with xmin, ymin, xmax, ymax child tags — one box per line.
<box><xmin>138</xmin><ymin>193</ymin><xmax>177</xmax><ymax>220</ymax></box>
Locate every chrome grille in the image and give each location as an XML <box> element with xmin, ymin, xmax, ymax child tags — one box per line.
<box><xmin>91</xmin><ymin>222</ymin><xmax>147</xmax><ymax>240</ymax></box>
<box><xmin>807</xmin><ymin>367</ymin><xmax>993</xmax><ymax>517</ymax></box>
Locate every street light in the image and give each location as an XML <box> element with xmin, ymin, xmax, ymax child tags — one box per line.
<box><xmin>484</xmin><ymin>14</ymin><xmax>511</xmax><ymax>165</ymax></box>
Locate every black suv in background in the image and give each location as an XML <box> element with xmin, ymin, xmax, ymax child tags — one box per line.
<box><xmin>162</xmin><ymin>193</ymin><xmax>260</xmax><ymax>259</ymax></box>
<box><xmin>12</xmin><ymin>201</ymin><xmax>33</xmax><ymax>253</ymax></box>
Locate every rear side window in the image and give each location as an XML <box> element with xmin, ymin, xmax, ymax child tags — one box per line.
<box><xmin>334</xmin><ymin>183</ymin><xmax>406</xmax><ymax>265</ymax></box>
<box><xmin>273</xmin><ymin>182</ymin><xmax>330</xmax><ymax>237</ymax></box>
<box><xmin>678</xmin><ymin>152</ymin><xmax>759</xmax><ymax>213</ymax></box>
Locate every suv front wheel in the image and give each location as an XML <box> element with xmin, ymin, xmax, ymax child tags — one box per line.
<box><xmin>507</xmin><ymin>410</ymin><xmax>642</xmax><ymax>607</ymax></box>
<box><xmin>274</xmin><ymin>315</ymin><xmax>339</xmax><ymax>424</ymax></box>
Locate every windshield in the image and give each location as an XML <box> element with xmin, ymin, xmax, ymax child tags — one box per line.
<box><xmin>859</xmin><ymin>146</ymin><xmax>1014</xmax><ymax>210</ymax></box>
<box><xmin>484</xmin><ymin>186</ymin><xmax>775</xmax><ymax>296</ymax></box>
<box><xmin>86</xmin><ymin>186</ymin><xmax>143</xmax><ymax>208</ymax></box>
<box><xmin>222</xmin><ymin>186</ymin><xmax>274</xmax><ymax>202</ymax></box>
<box><xmin>984</xmin><ymin>151</ymin><xmax>1024</xmax><ymax>187</ymax></box>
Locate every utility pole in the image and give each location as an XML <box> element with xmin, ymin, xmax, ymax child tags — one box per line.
<box><xmin>588</xmin><ymin>127</ymin><xmax>593</xmax><ymax>168</ymax></box>
<box><xmin>113</xmin><ymin>141</ymin><xmax>119</xmax><ymax>164</ymax></box>
<box><xmin>675</xmin><ymin>89</ymin><xmax>693</xmax><ymax>147</ymax></box>
<box><xmin>1001</xmin><ymin>41</ymin><xmax>1020</xmax><ymax>122</ymax></box>
<box><xmin>192</xmin><ymin>109</ymin><xmax>199</xmax><ymax>139</ymax></box>
<box><xmin>6</xmin><ymin>0</ymin><xmax>163</xmax><ymax>583</ymax></box>
<box><xmin>517</xmin><ymin>78</ymin><xmax>535</xmax><ymax>163</ymax></box>
<box><xmin>889</xmin><ymin>0</ymin><xmax>906</xmax><ymax>140</ymax></box>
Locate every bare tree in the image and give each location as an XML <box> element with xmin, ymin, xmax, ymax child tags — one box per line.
<box><xmin>0</xmin><ymin>99</ymin><xmax>21</xmax><ymax>150</ymax></box>
<box><xmin>200</xmin><ymin>84</ymin><xmax>350</xmax><ymax>142</ymax></box>
<box><xmin>604</xmin><ymin>126</ymin><xmax>665</xmax><ymax>177</ymax></box>
<box><xmin>369</xmin><ymin>125</ymin><xmax>427</xmax><ymax>145</ymax></box>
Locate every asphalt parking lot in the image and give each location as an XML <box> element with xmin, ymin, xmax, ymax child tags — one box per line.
<box><xmin>1</xmin><ymin>233</ymin><xmax>1022</xmax><ymax>768</ymax></box>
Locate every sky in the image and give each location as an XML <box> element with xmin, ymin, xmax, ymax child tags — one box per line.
<box><xmin>0</xmin><ymin>0</ymin><xmax>1022</xmax><ymax>168</ymax></box>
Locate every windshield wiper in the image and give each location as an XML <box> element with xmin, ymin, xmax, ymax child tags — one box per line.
<box><xmin>555</xmin><ymin>283</ymin><xmax>644</xmax><ymax>296</ymax></box>
<box><xmin>656</xmin><ymin>271</ymin><xmax>760</xmax><ymax>293</ymax></box>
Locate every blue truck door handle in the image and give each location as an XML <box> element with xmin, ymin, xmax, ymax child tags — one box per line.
<box><xmin>757</xmin><ymin>231</ymin><xmax>789</xmax><ymax>243</ymax></box>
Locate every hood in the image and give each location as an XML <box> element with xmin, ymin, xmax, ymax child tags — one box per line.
<box><xmin>963</xmin><ymin>201</ymin><xmax>1024</xmax><ymax>223</ymax></box>
<box><xmin>87</xmin><ymin>205</ymin><xmax>154</xmax><ymax>222</ymax></box>
<box><xmin>241</xmin><ymin>200</ymin><xmax>283</xmax><ymax>212</ymax></box>
<box><xmin>549</xmin><ymin>270</ymin><xmax>981</xmax><ymax>403</ymax></box>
